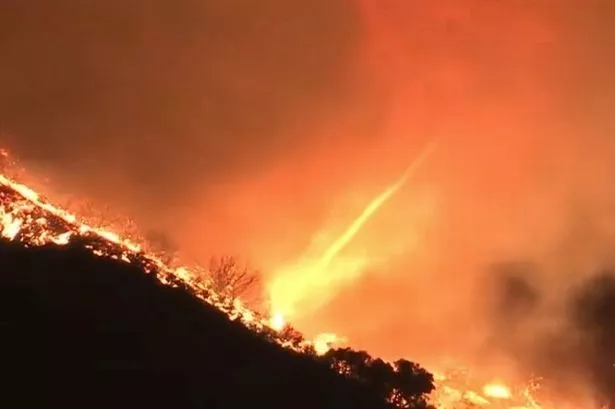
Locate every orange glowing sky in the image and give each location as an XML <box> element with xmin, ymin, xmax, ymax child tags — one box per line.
<box><xmin>2</xmin><ymin>0</ymin><xmax>615</xmax><ymax>379</ymax></box>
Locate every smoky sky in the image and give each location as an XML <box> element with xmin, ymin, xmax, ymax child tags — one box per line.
<box><xmin>0</xmin><ymin>0</ymin><xmax>369</xmax><ymax>206</ymax></box>
<box><xmin>481</xmin><ymin>265</ymin><xmax>615</xmax><ymax>404</ymax></box>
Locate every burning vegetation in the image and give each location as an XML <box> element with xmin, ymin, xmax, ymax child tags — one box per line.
<box><xmin>0</xmin><ymin>150</ymin><xmax>612</xmax><ymax>408</ymax></box>
<box><xmin>0</xmin><ymin>153</ymin><xmax>434</xmax><ymax>408</ymax></box>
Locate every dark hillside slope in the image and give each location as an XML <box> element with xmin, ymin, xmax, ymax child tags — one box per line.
<box><xmin>0</xmin><ymin>239</ymin><xmax>385</xmax><ymax>409</ymax></box>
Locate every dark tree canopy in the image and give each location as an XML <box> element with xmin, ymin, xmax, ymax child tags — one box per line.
<box><xmin>323</xmin><ymin>348</ymin><xmax>435</xmax><ymax>409</ymax></box>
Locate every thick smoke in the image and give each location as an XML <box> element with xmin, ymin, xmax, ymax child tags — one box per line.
<box><xmin>0</xmin><ymin>0</ymin><xmax>369</xmax><ymax>231</ymax></box>
<box><xmin>2</xmin><ymin>0</ymin><xmax>615</xmax><ymax>400</ymax></box>
<box><xmin>482</xmin><ymin>264</ymin><xmax>615</xmax><ymax>404</ymax></box>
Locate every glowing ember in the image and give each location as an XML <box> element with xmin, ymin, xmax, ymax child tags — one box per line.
<box><xmin>483</xmin><ymin>383</ymin><xmax>513</xmax><ymax>399</ymax></box>
<box><xmin>313</xmin><ymin>333</ymin><xmax>345</xmax><ymax>356</ymax></box>
<box><xmin>270</xmin><ymin>311</ymin><xmax>286</xmax><ymax>331</ymax></box>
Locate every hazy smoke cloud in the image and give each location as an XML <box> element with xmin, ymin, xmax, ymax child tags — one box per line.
<box><xmin>2</xmin><ymin>0</ymin><xmax>615</xmax><ymax>401</ymax></box>
<box><xmin>481</xmin><ymin>265</ymin><xmax>615</xmax><ymax>404</ymax></box>
<box><xmin>0</xmin><ymin>0</ymin><xmax>367</xmax><ymax>210</ymax></box>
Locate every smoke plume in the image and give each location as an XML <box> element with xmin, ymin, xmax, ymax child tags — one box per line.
<box><xmin>481</xmin><ymin>264</ymin><xmax>615</xmax><ymax>404</ymax></box>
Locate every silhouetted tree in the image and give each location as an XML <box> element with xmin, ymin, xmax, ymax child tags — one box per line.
<box><xmin>207</xmin><ymin>256</ymin><xmax>261</xmax><ymax>305</ymax></box>
<box><xmin>322</xmin><ymin>348</ymin><xmax>435</xmax><ymax>409</ymax></box>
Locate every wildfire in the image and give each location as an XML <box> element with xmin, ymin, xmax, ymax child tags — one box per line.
<box><xmin>268</xmin><ymin>141</ymin><xmax>438</xmax><ymax>320</ymax></box>
<box><xmin>0</xmin><ymin>150</ymin><xmax>601</xmax><ymax>409</ymax></box>
<box><xmin>483</xmin><ymin>382</ymin><xmax>513</xmax><ymax>399</ymax></box>
<box><xmin>0</xmin><ymin>166</ymin><xmax>323</xmax><ymax>355</ymax></box>
<box><xmin>269</xmin><ymin>311</ymin><xmax>286</xmax><ymax>331</ymax></box>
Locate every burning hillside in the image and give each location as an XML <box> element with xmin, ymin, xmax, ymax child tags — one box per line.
<box><xmin>0</xmin><ymin>157</ymin><xmax>609</xmax><ymax>409</ymax></box>
<box><xmin>0</xmin><ymin>173</ymin><xmax>421</xmax><ymax>409</ymax></box>
<box><xmin>0</xmin><ymin>172</ymin><xmax>321</xmax><ymax>352</ymax></box>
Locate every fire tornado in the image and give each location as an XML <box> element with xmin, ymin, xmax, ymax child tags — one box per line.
<box><xmin>268</xmin><ymin>141</ymin><xmax>438</xmax><ymax>322</ymax></box>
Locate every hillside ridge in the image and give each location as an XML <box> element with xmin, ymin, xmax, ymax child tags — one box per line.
<box><xmin>0</xmin><ymin>173</ymin><xmax>435</xmax><ymax>409</ymax></box>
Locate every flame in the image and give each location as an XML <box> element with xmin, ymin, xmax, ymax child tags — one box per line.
<box><xmin>0</xmin><ymin>155</ymin><xmax>328</xmax><ymax>356</ymax></box>
<box><xmin>483</xmin><ymin>382</ymin><xmax>513</xmax><ymax>399</ymax></box>
<box><xmin>431</xmin><ymin>372</ymin><xmax>539</xmax><ymax>409</ymax></box>
<box><xmin>0</xmin><ymin>149</ymin><xmax>603</xmax><ymax>409</ymax></box>
<box><xmin>269</xmin><ymin>311</ymin><xmax>286</xmax><ymax>331</ymax></box>
<box><xmin>268</xmin><ymin>141</ymin><xmax>438</xmax><ymax>319</ymax></box>
<box><xmin>313</xmin><ymin>332</ymin><xmax>345</xmax><ymax>355</ymax></box>
<box><xmin>320</xmin><ymin>140</ymin><xmax>438</xmax><ymax>267</ymax></box>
